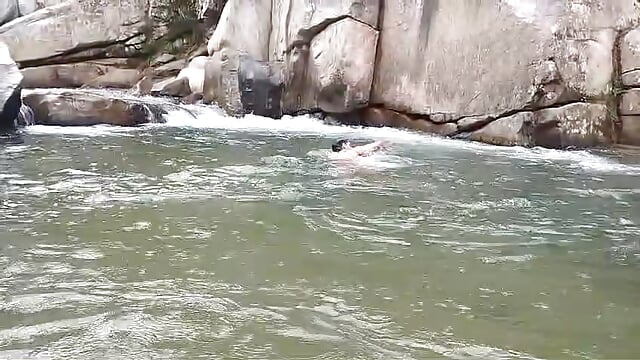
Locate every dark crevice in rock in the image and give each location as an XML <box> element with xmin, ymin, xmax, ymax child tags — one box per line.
<box><xmin>18</xmin><ymin>32</ymin><xmax>143</xmax><ymax>69</ymax></box>
<box><xmin>455</xmin><ymin>99</ymin><xmax>588</xmax><ymax>134</ymax></box>
<box><xmin>621</xmin><ymin>67</ymin><xmax>640</xmax><ymax>74</ymax></box>
<box><xmin>286</xmin><ymin>15</ymin><xmax>349</xmax><ymax>54</ymax></box>
<box><xmin>611</xmin><ymin>28</ymin><xmax>633</xmax><ymax>143</ymax></box>
<box><xmin>368</xmin><ymin>0</ymin><xmax>384</xmax><ymax>103</ymax></box>
<box><xmin>285</xmin><ymin>14</ymin><xmax>377</xmax><ymax>55</ymax></box>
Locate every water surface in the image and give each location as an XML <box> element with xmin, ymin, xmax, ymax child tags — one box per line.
<box><xmin>1</xmin><ymin>101</ymin><xmax>639</xmax><ymax>359</ymax></box>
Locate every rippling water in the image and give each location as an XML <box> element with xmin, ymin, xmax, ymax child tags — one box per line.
<box><xmin>1</xmin><ymin>99</ymin><xmax>640</xmax><ymax>359</ymax></box>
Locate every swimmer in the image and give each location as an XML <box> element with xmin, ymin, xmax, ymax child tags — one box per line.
<box><xmin>331</xmin><ymin>139</ymin><xmax>388</xmax><ymax>157</ymax></box>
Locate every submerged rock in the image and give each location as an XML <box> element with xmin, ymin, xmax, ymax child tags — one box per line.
<box><xmin>22</xmin><ymin>89</ymin><xmax>166</xmax><ymax>127</ymax></box>
<box><xmin>0</xmin><ymin>40</ymin><xmax>22</xmax><ymax>129</ymax></box>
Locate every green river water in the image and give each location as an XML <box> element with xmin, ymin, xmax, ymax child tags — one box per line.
<box><xmin>0</xmin><ymin>99</ymin><xmax>639</xmax><ymax>359</ymax></box>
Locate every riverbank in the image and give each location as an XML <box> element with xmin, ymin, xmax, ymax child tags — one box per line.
<box><xmin>2</xmin><ymin>1</ymin><xmax>640</xmax><ymax>149</ymax></box>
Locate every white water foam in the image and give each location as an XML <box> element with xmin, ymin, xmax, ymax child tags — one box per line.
<box><xmin>21</xmin><ymin>100</ymin><xmax>640</xmax><ymax>176</ymax></box>
<box><xmin>26</xmin><ymin>124</ymin><xmax>138</xmax><ymax>137</ymax></box>
<box><xmin>163</xmin><ymin>106</ymin><xmax>640</xmax><ymax>175</ymax></box>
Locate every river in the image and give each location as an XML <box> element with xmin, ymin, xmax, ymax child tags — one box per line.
<box><xmin>0</xmin><ymin>97</ymin><xmax>639</xmax><ymax>359</ymax></box>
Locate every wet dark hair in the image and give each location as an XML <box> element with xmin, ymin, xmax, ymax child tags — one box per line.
<box><xmin>332</xmin><ymin>139</ymin><xmax>349</xmax><ymax>152</ymax></box>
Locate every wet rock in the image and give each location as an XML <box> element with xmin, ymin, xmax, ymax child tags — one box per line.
<box><xmin>238</xmin><ymin>55</ymin><xmax>284</xmax><ymax>118</ymax></box>
<box><xmin>16</xmin><ymin>102</ymin><xmax>34</xmax><ymax>126</ymax></box>
<box><xmin>181</xmin><ymin>92</ymin><xmax>204</xmax><ymax>105</ymax></box>
<box><xmin>0</xmin><ymin>41</ymin><xmax>22</xmax><ymax>129</ymax></box>
<box><xmin>22</xmin><ymin>89</ymin><xmax>166</xmax><ymax>126</ymax></box>
<box><xmin>21</xmin><ymin>60</ymin><xmax>142</xmax><ymax>89</ymax></box>
<box><xmin>534</xmin><ymin>103</ymin><xmax>609</xmax><ymax>148</ymax></box>
<box><xmin>470</xmin><ymin>112</ymin><xmax>536</xmax><ymax>146</ymax></box>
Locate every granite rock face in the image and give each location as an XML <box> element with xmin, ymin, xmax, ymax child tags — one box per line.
<box><xmin>22</xmin><ymin>89</ymin><xmax>167</xmax><ymax>126</ymax></box>
<box><xmin>0</xmin><ymin>40</ymin><xmax>22</xmax><ymax>129</ymax></box>
<box><xmin>0</xmin><ymin>1</ymin><xmax>148</xmax><ymax>66</ymax></box>
<box><xmin>5</xmin><ymin>0</ymin><xmax>640</xmax><ymax>148</ymax></box>
<box><xmin>196</xmin><ymin>0</ymin><xmax>640</xmax><ymax>147</ymax></box>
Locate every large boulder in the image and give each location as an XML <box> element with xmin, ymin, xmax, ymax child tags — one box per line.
<box><xmin>22</xmin><ymin>89</ymin><xmax>166</xmax><ymax>126</ymax></box>
<box><xmin>370</xmin><ymin>1</ymin><xmax>638</xmax><ymax>118</ymax></box>
<box><xmin>269</xmin><ymin>0</ymin><xmax>380</xmax><ymax>61</ymax></box>
<box><xmin>175</xmin><ymin>56</ymin><xmax>208</xmax><ymax>94</ymax></box>
<box><xmin>204</xmin><ymin>0</ymin><xmax>379</xmax><ymax>116</ymax></box>
<box><xmin>0</xmin><ymin>41</ymin><xmax>22</xmax><ymax>129</ymax></box>
<box><xmin>282</xmin><ymin>17</ymin><xmax>378</xmax><ymax>114</ymax></box>
<box><xmin>469</xmin><ymin>112</ymin><xmax>536</xmax><ymax>146</ymax></box>
<box><xmin>21</xmin><ymin>59</ymin><xmax>143</xmax><ymax>89</ymax></box>
<box><xmin>534</xmin><ymin>103</ymin><xmax>609</xmax><ymax>148</ymax></box>
<box><xmin>238</xmin><ymin>55</ymin><xmax>284</xmax><ymax>118</ymax></box>
<box><xmin>207</xmin><ymin>0</ymin><xmax>272</xmax><ymax>60</ymax></box>
<box><xmin>0</xmin><ymin>0</ymin><xmax>148</xmax><ymax>66</ymax></box>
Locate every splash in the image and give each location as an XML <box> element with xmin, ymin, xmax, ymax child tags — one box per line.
<box><xmin>20</xmin><ymin>96</ymin><xmax>640</xmax><ymax>176</ymax></box>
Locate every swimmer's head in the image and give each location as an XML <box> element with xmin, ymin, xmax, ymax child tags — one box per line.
<box><xmin>332</xmin><ymin>139</ymin><xmax>351</xmax><ymax>152</ymax></box>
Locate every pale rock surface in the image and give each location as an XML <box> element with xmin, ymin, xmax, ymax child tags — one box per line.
<box><xmin>21</xmin><ymin>60</ymin><xmax>142</xmax><ymax>89</ymax></box>
<box><xmin>176</xmin><ymin>56</ymin><xmax>208</xmax><ymax>94</ymax></box>
<box><xmin>207</xmin><ymin>0</ymin><xmax>272</xmax><ymax>60</ymax></box>
<box><xmin>283</xmin><ymin>17</ymin><xmax>378</xmax><ymax>113</ymax></box>
<box><xmin>0</xmin><ymin>0</ymin><xmax>147</xmax><ymax>64</ymax></box>
<box><xmin>269</xmin><ymin>0</ymin><xmax>379</xmax><ymax>61</ymax></box>
<box><xmin>0</xmin><ymin>40</ymin><xmax>22</xmax><ymax>129</ymax></box>
<box><xmin>371</xmin><ymin>0</ymin><xmax>639</xmax><ymax>117</ymax></box>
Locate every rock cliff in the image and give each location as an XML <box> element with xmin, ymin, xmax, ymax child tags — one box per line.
<box><xmin>3</xmin><ymin>0</ymin><xmax>640</xmax><ymax>149</ymax></box>
<box><xmin>0</xmin><ymin>40</ymin><xmax>22</xmax><ymax>129</ymax></box>
<box><xmin>196</xmin><ymin>0</ymin><xmax>640</xmax><ymax>148</ymax></box>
